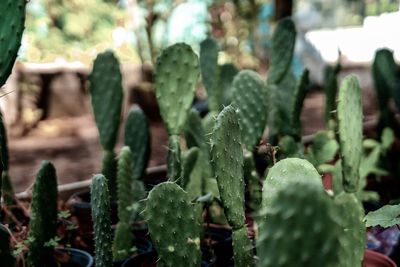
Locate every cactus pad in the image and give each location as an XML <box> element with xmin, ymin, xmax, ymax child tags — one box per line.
<box><xmin>167</xmin><ymin>135</ymin><xmax>182</xmax><ymax>182</ymax></box>
<box><xmin>232</xmin><ymin>70</ymin><xmax>268</xmax><ymax>150</ymax></box>
<box><xmin>89</xmin><ymin>50</ymin><xmax>123</xmax><ymax>151</ymax></box>
<box><xmin>155</xmin><ymin>43</ymin><xmax>200</xmax><ymax>135</ymax></box>
<box><xmin>337</xmin><ymin>75</ymin><xmax>362</xmax><ymax>193</ymax></box>
<box><xmin>145</xmin><ymin>182</ymin><xmax>201</xmax><ymax>267</ymax></box>
<box><xmin>291</xmin><ymin>69</ymin><xmax>309</xmax><ymax>139</ymax></box>
<box><xmin>0</xmin><ymin>0</ymin><xmax>26</xmax><ymax>87</ymax></box>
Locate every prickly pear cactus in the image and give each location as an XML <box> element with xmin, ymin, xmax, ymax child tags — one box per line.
<box><xmin>0</xmin><ymin>0</ymin><xmax>26</xmax><ymax>87</ymax></box>
<box><xmin>291</xmin><ymin>69</ymin><xmax>309</xmax><ymax>140</ymax></box>
<box><xmin>91</xmin><ymin>174</ymin><xmax>113</xmax><ymax>267</ymax></box>
<box><xmin>124</xmin><ymin>106</ymin><xmax>150</xmax><ymax>180</ymax></box>
<box><xmin>181</xmin><ymin>147</ymin><xmax>200</xmax><ymax>189</ymax></box>
<box><xmin>200</xmin><ymin>38</ymin><xmax>220</xmax><ymax>112</ymax></box>
<box><xmin>210</xmin><ymin>105</ymin><xmax>254</xmax><ymax>267</ymax></box>
<box><xmin>167</xmin><ymin>135</ymin><xmax>182</xmax><ymax>182</ymax></box>
<box><xmin>305</xmin><ymin>131</ymin><xmax>339</xmax><ymax>167</ymax></box>
<box><xmin>324</xmin><ymin>64</ymin><xmax>341</xmax><ymax>125</ymax></box>
<box><xmin>258</xmin><ymin>181</ymin><xmax>341</xmax><ymax>267</ymax></box>
<box><xmin>185</xmin><ymin>110</ymin><xmax>209</xmax><ymax>158</ymax></box>
<box><xmin>220</xmin><ymin>63</ymin><xmax>239</xmax><ymax>106</ymax></box>
<box><xmin>334</xmin><ymin>193</ymin><xmax>366</xmax><ymax>267</ymax></box>
<box><xmin>27</xmin><ymin>161</ymin><xmax>58</xmax><ymax>267</ymax></box>
<box><xmin>0</xmin><ymin>111</ymin><xmax>12</xmax><ymax>205</ymax></box>
<box><xmin>89</xmin><ymin>50</ymin><xmax>123</xmax><ymax>151</ymax></box>
<box><xmin>0</xmin><ymin>224</ymin><xmax>15</xmax><ymax>267</ymax></box>
<box><xmin>232</xmin><ymin>70</ymin><xmax>268</xmax><ymax>150</ymax></box>
<box><xmin>145</xmin><ymin>182</ymin><xmax>201</xmax><ymax>267</ymax></box>
<box><xmin>267</xmin><ymin>17</ymin><xmax>296</xmax><ymax>85</ymax></box>
<box><xmin>113</xmin><ymin>147</ymin><xmax>134</xmax><ymax>261</ymax></box>
<box><xmin>337</xmin><ymin>75</ymin><xmax>362</xmax><ymax>193</ymax></box>
<box><xmin>155</xmin><ymin>43</ymin><xmax>199</xmax><ymax>135</ymax></box>
<box><xmin>243</xmin><ymin>150</ymin><xmax>262</xmax><ymax>211</ymax></box>
<box><xmin>101</xmin><ymin>150</ymin><xmax>117</xmax><ymax>200</ymax></box>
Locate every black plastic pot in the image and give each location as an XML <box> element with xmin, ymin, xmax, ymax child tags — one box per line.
<box><xmin>57</xmin><ymin>248</ymin><xmax>93</xmax><ymax>267</ymax></box>
<box><xmin>202</xmin><ymin>225</ymin><xmax>234</xmax><ymax>267</ymax></box>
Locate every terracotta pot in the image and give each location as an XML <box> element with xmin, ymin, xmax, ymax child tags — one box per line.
<box><xmin>364</xmin><ymin>250</ymin><xmax>397</xmax><ymax>267</ymax></box>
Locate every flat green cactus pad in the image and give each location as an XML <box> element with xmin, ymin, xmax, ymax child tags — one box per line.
<box><xmin>337</xmin><ymin>75</ymin><xmax>362</xmax><ymax>193</ymax></box>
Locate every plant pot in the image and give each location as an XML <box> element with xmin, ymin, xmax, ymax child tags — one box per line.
<box><xmin>364</xmin><ymin>250</ymin><xmax>397</xmax><ymax>267</ymax></box>
<box><xmin>113</xmin><ymin>236</ymin><xmax>154</xmax><ymax>267</ymax></box>
<box><xmin>31</xmin><ymin>248</ymin><xmax>93</xmax><ymax>267</ymax></box>
<box><xmin>202</xmin><ymin>225</ymin><xmax>234</xmax><ymax>267</ymax></box>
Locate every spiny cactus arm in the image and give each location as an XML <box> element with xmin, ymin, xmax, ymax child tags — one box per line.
<box><xmin>232</xmin><ymin>70</ymin><xmax>268</xmax><ymax>150</ymax></box>
<box><xmin>155</xmin><ymin>43</ymin><xmax>200</xmax><ymax>135</ymax></box>
<box><xmin>0</xmin><ymin>224</ymin><xmax>15</xmax><ymax>267</ymax></box>
<box><xmin>324</xmin><ymin>64</ymin><xmax>341</xmax><ymax>125</ymax></box>
<box><xmin>89</xmin><ymin>50</ymin><xmax>123</xmax><ymax>152</ymax></box>
<box><xmin>181</xmin><ymin>147</ymin><xmax>200</xmax><ymax>189</ymax></box>
<box><xmin>243</xmin><ymin>150</ymin><xmax>262</xmax><ymax>211</ymax></box>
<box><xmin>124</xmin><ymin>106</ymin><xmax>150</xmax><ymax>181</ymax></box>
<box><xmin>200</xmin><ymin>38</ymin><xmax>220</xmax><ymax>112</ymax></box>
<box><xmin>167</xmin><ymin>135</ymin><xmax>182</xmax><ymax>183</ymax></box>
<box><xmin>267</xmin><ymin>17</ymin><xmax>296</xmax><ymax>85</ymax></box>
<box><xmin>91</xmin><ymin>174</ymin><xmax>113</xmax><ymax>267</ymax></box>
<box><xmin>27</xmin><ymin>161</ymin><xmax>58</xmax><ymax>267</ymax></box>
<box><xmin>220</xmin><ymin>63</ymin><xmax>239</xmax><ymax>106</ymax></box>
<box><xmin>290</xmin><ymin>69</ymin><xmax>309</xmax><ymax>140</ymax></box>
<box><xmin>145</xmin><ymin>182</ymin><xmax>201</xmax><ymax>267</ymax></box>
<box><xmin>101</xmin><ymin>150</ymin><xmax>117</xmax><ymax>200</ymax></box>
<box><xmin>184</xmin><ymin>110</ymin><xmax>209</xmax><ymax>158</ymax></box>
<box><xmin>0</xmin><ymin>0</ymin><xmax>26</xmax><ymax>87</ymax></box>
<box><xmin>337</xmin><ymin>75</ymin><xmax>362</xmax><ymax>193</ymax></box>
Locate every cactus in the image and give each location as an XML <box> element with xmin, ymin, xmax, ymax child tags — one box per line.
<box><xmin>337</xmin><ymin>75</ymin><xmax>362</xmax><ymax>193</ymax></box>
<box><xmin>243</xmin><ymin>150</ymin><xmax>262</xmax><ymax>211</ymax></box>
<box><xmin>210</xmin><ymin>105</ymin><xmax>254</xmax><ymax>267</ymax></box>
<box><xmin>257</xmin><ymin>180</ymin><xmax>341</xmax><ymax>267</ymax></box>
<box><xmin>305</xmin><ymin>131</ymin><xmax>339</xmax><ymax>167</ymax></box>
<box><xmin>89</xmin><ymin>50</ymin><xmax>123</xmax><ymax>198</ymax></box>
<box><xmin>91</xmin><ymin>174</ymin><xmax>113</xmax><ymax>267</ymax></box>
<box><xmin>0</xmin><ymin>0</ymin><xmax>26</xmax><ymax>87</ymax></box>
<box><xmin>200</xmin><ymin>37</ymin><xmax>220</xmax><ymax>112</ymax></box>
<box><xmin>0</xmin><ymin>111</ymin><xmax>14</xmax><ymax>206</ymax></box>
<box><xmin>0</xmin><ymin>224</ymin><xmax>15</xmax><ymax>267</ymax></box>
<box><xmin>334</xmin><ymin>193</ymin><xmax>366</xmax><ymax>267</ymax></box>
<box><xmin>124</xmin><ymin>106</ymin><xmax>151</xmax><ymax>180</ymax></box>
<box><xmin>113</xmin><ymin>147</ymin><xmax>135</xmax><ymax>261</ymax></box>
<box><xmin>323</xmin><ymin>63</ymin><xmax>341</xmax><ymax>125</ymax></box>
<box><xmin>145</xmin><ymin>182</ymin><xmax>201</xmax><ymax>267</ymax></box>
<box><xmin>232</xmin><ymin>70</ymin><xmax>268</xmax><ymax>150</ymax></box>
<box><xmin>220</xmin><ymin>63</ymin><xmax>239</xmax><ymax>106</ymax></box>
<box><xmin>181</xmin><ymin>147</ymin><xmax>200</xmax><ymax>189</ymax></box>
<box><xmin>267</xmin><ymin>17</ymin><xmax>296</xmax><ymax>85</ymax></box>
<box><xmin>291</xmin><ymin>69</ymin><xmax>310</xmax><ymax>140</ymax></box>
<box><xmin>27</xmin><ymin>161</ymin><xmax>58</xmax><ymax>267</ymax></box>
<box><xmin>167</xmin><ymin>135</ymin><xmax>182</xmax><ymax>182</ymax></box>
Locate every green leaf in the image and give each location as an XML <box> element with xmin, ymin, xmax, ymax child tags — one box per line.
<box><xmin>364</xmin><ymin>204</ymin><xmax>400</xmax><ymax>228</ymax></box>
<box><xmin>381</xmin><ymin>127</ymin><xmax>395</xmax><ymax>151</ymax></box>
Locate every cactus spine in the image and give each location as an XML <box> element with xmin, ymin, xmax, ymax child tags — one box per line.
<box><xmin>91</xmin><ymin>174</ymin><xmax>113</xmax><ymax>267</ymax></box>
<box><xmin>113</xmin><ymin>147</ymin><xmax>135</xmax><ymax>261</ymax></box>
<box><xmin>89</xmin><ymin>51</ymin><xmax>123</xmax><ymax>199</ymax></box>
<box><xmin>0</xmin><ymin>0</ymin><xmax>26</xmax><ymax>87</ymax></box>
<box><xmin>0</xmin><ymin>224</ymin><xmax>15</xmax><ymax>267</ymax></box>
<box><xmin>145</xmin><ymin>182</ymin><xmax>201</xmax><ymax>267</ymax></box>
<box><xmin>210</xmin><ymin>105</ymin><xmax>254</xmax><ymax>267</ymax></box>
<box><xmin>337</xmin><ymin>75</ymin><xmax>362</xmax><ymax>193</ymax></box>
<box><xmin>27</xmin><ymin>161</ymin><xmax>58</xmax><ymax>267</ymax></box>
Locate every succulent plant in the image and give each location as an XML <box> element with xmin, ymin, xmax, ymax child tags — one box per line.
<box><xmin>337</xmin><ymin>75</ymin><xmax>363</xmax><ymax>193</ymax></box>
<box><xmin>89</xmin><ymin>50</ymin><xmax>124</xmax><ymax>199</ymax></box>
<box><xmin>323</xmin><ymin>63</ymin><xmax>341</xmax><ymax>125</ymax></box>
<box><xmin>145</xmin><ymin>182</ymin><xmax>201</xmax><ymax>267</ymax></box>
<box><xmin>91</xmin><ymin>174</ymin><xmax>113</xmax><ymax>267</ymax></box>
<box><xmin>210</xmin><ymin>105</ymin><xmax>254</xmax><ymax>267</ymax></box>
<box><xmin>0</xmin><ymin>110</ymin><xmax>14</xmax><ymax>206</ymax></box>
<box><xmin>0</xmin><ymin>224</ymin><xmax>15</xmax><ymax>267</ymax></box>
<box><xmin>0</xmin><ymin>0</ymin><xmax>26</xmax><ymax>87</ymax></box>
<box><xmin>27</xmin><ymin>161</ymin><xmax>58</xmax><ymax>267</ymax></box>
<box><xmin>291</xmin><ymin>69</ymin><xmax>310</xmax><ymax>140</ymax></box>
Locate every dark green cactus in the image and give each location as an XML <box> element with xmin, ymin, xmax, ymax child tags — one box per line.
<box><xmin>291</xmin><ymin>69</ymin><xmax>310</xmax><ymax>140</ymax></box>
<box><xmin>243</xmin><ymin>150</ymin><xmax>262</xmax><ymax>211</ymax></box>
<box><xmin>323</xmin><ymin>63</ymin><xmax>341</xmax><ymax>125</ymax></box>
<box><xmin>155</xmin><ymin>43</ymin><xmax>200</xmax><ymax>136</ymax></box>
<box><xmin>145</xmin><ymin>182</ymin><xmax>201</xmax><ymax>267</ymax></box>
<box><xmin>200</xmin><ymin>37</ymin><xmax>220</xmax><ymax>112</ymax></box>
<box><xmin>337</xmin><ymin>75</ymin><xmax>362</xmax><ymax>193</ymax></box>
<box><xmin>167</xmin><ymin>135</ymin><xmax>182</xmax><ymax>182</ymax></box>
<box><xmin>0</xmin><ymin>0</ymin><xmax>26</xmax><ymax>87</ymax></box>
<box><xmin>267</xmin><ymin>17</ymin><xmax>296</xmax><ymax>85</ymax></box>
<box><xmin>91</xmin><ymin>174</ymin><xmax>113</xmax><ymax>267</ymax></box>
<box><xmin>0</xmin><ymin>111</ymin><xmax>13</xmax><ymax>206</ymax></box>
<box><xmin>232</xmin><ymin>70</ymin><xmax>268</xmax><ymax>150</ymax></box>
<box><xmin>305</xmin><ymin>131</ymin><xmax>339</xmax><ymax>167</ymax></box>
<box><xmin>181</xmin><ymin>147</ymin><xmax>200</xmax><ymax>189</ymax></box>
<box><xmin>124</xmin><ymin>106</ymin><xmax>150</xmax><ymax>180</ymax></box>
<box><xmin>220</xmin><ymin>63</ymin><xmax>239</xmax><ymax>106</ymax></box>
<box><xmin>334</xmin><ymin>193</ymin><xmax>366</xmax><ymax>267</ymax></box>
<box><xmin>184</xmin><ymin>110</ymin><xmax>209</xmax><ymax>158</ymax></box>
<box><xmin>0</xmin><ymin>224</ymin><xmax>15</xmax><ymax>267</ymax></box>
<box><xmin>210</xmin><ymin>105</ymin><xmax>254</xmax><ymax>267</ymax></box>
<box><xmin>27</xmin><ymin>161</ymin><xmax>58</xmax><ymax>267</ymax></box>
<box><xmin>101</xmin><ymin>150</ymin><xmax>117</xmax><ymax>200</ymax></box>
<box><xmin>257</xmin><ymin>181</ymin><xmax>341</xmax><ymax>267</ymax></box>
<box><xmin>113</xmin><ymin>147</ymin><xmax>135</xmax><ymax>261</ymax></box>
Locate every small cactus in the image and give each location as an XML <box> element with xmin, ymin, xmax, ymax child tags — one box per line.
<box><xmin>291</xmin><ymin>69</ymin><xmax>310</xmax><ymax>140</ymax></box>
<box><xmin>0</xmin><ymin>224</ymin><xmax>15</xmax><ymax>267</ymax></box>
<box><xmin>91</xmin><ymin>174</ymin><xmax>113</xmax><ymax>267</ymax></box>
<box><xmin>27</xmin><ymin>161</ymin><xmax>58</xmax><ymax>267</ymax></box>
<box><xmin>145</xmin><ymin>182</ymin><xmax>201</xmax><ymax>267</ymax></box>
<box><xmin>323</xmin><ymin>63</ymin><xmax>341</xmax><ymax>125</ymax></box>
<box><xmin>167</xmin><ymin>135</ymin><xmax>182</xmax><ymax>182</ymax></box>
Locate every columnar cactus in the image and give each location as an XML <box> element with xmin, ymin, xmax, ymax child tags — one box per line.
<box><xmin>0</xmin><ymin>0</ymin><xmax>26</xmax><ymax>87</ymax></box>
<box><xmin>89</xmin><ymin>50</ymin><xmax>124</xmax><ymax>199</ymax></box>
<box><xmin>337</xmin><ymin>75</ymin><xmax>362</xmax><ymax>193</ymax></box>
<box><xmin>155</xmin><ymin>43</ymin><xmax>200</xmax><ymax>181</ymax></box>
<box><xmin>323</xmin><ymin>63</ymin><xmax>341</xmax><ymax>125</ymax></box>
<box><xmin>113</xmin><ymin>147</ymin><xmax>135</xmax><ymax>261</ymax></box>
<box><xmin>27</xmin><ymin>161</ymin><xmax>58</xmax><ymax>267</ymax></box>
<box><xmin>145</xmin><ymin>182</ymin><xmax>201</xmax><ymax>267</ymax></box>
<box><xmin>0</xmin><ymin>224</ymin><xmax>15</xmax><ymax>267</ymax></box>
<box><xmin>291</xmin><ymin>69</ymin><xmax>310</xmax><ymax>140</ymax></box>
<box><xmin>91</xmin><ymin>174</ymin><xmax>113</xmax><ymax>267</ymax></box>
<box><xmin>210</xmin><ymin>105</ymin><xmax>254</xmax><ymax>267</ymax></box>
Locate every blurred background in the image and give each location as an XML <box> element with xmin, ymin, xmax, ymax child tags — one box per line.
<box><xmin>1</xmin><ymin>0</ymin><xmax>399</xmax><ymax>193</ymax></box>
